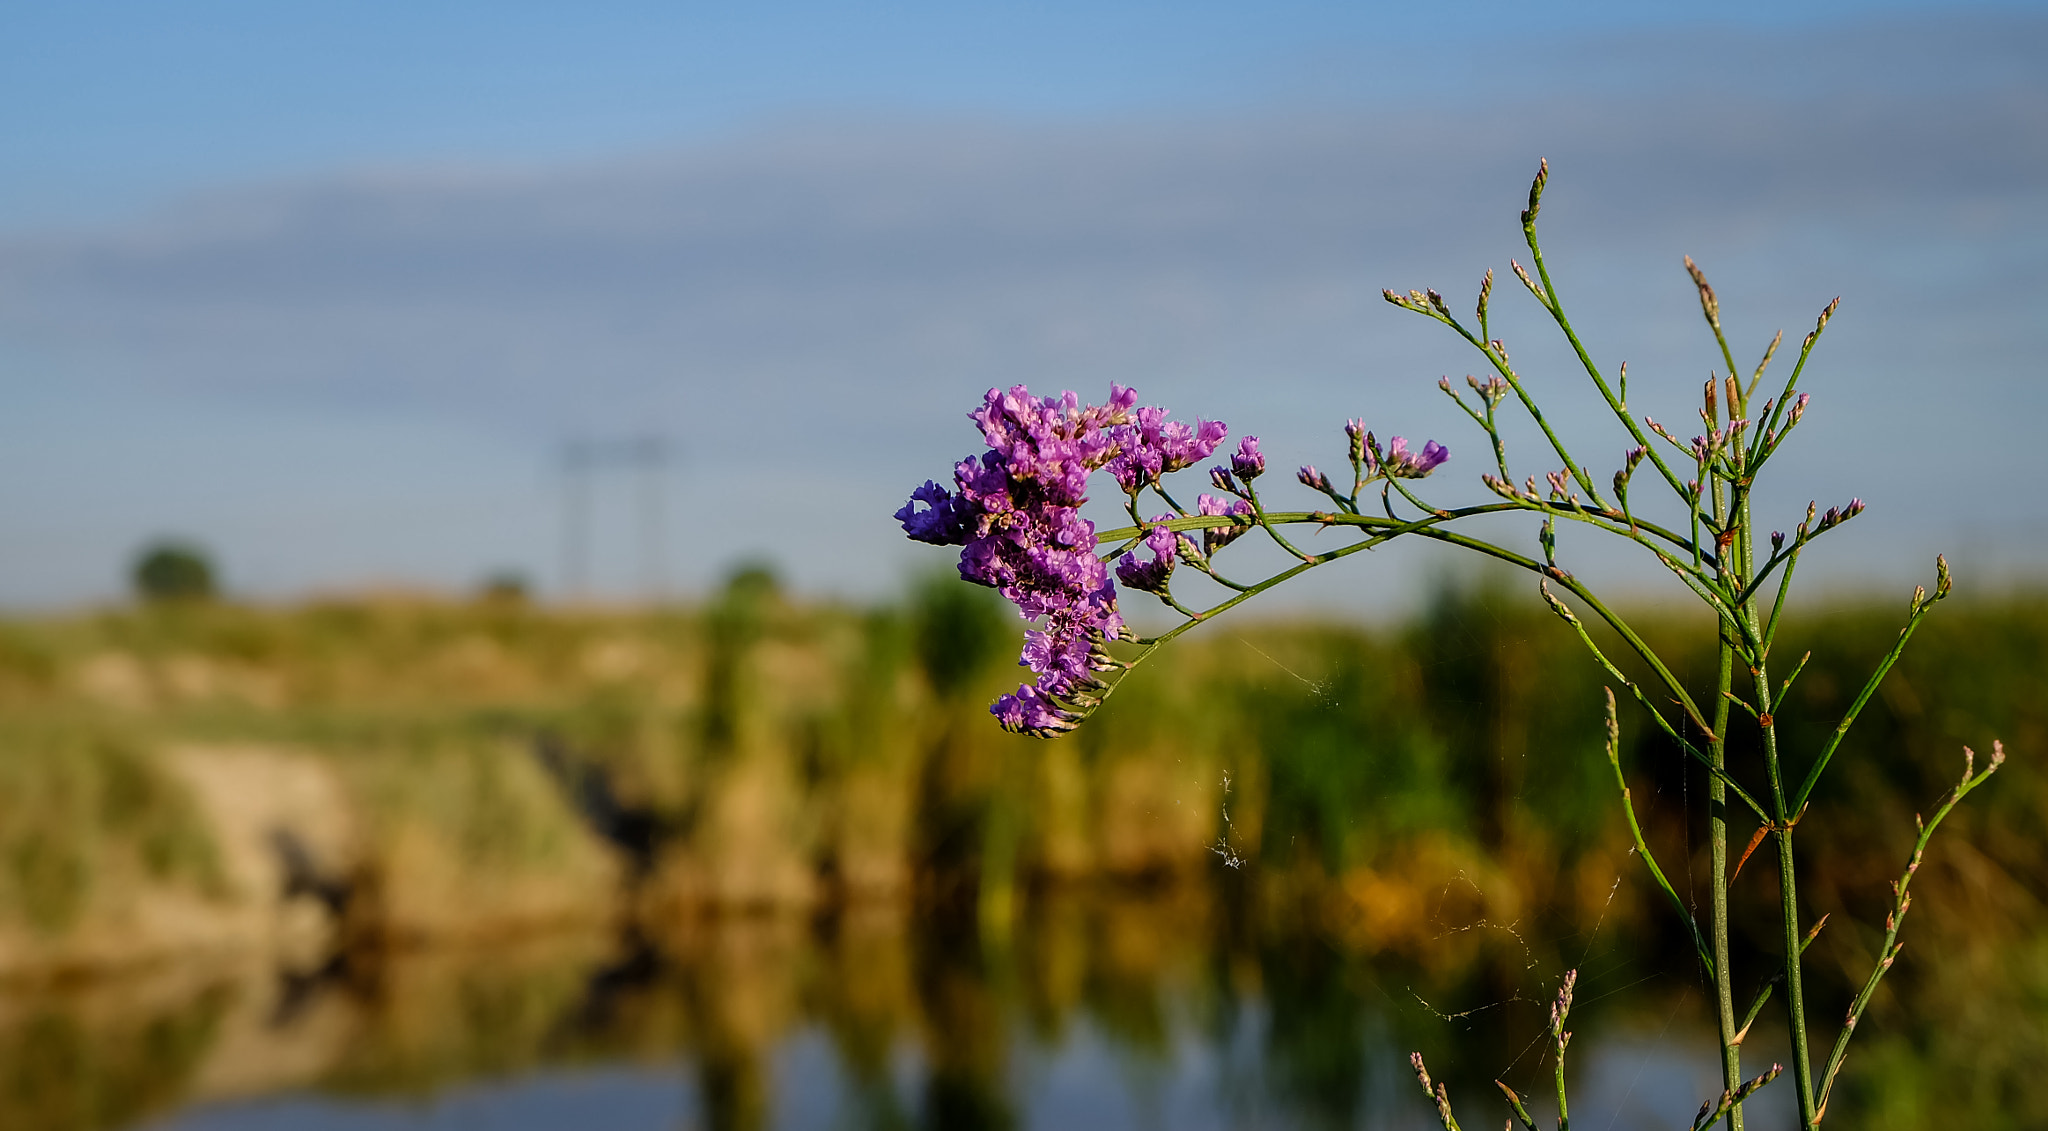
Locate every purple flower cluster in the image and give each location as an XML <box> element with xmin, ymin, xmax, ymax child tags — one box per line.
<box><xmin>1196</xmin><ymin>493</ymin><xmax>1254</xmax><ymax>556</ymax></box>
<box><xmin>1108</xmin><ymin>408</ymin><xmax>1229</xmax><ymax>492</ymax></box>
<box><xmin>1115</xmin><ymin>517</ymin><xmax>1179</xmax><ymax>593</ymax></box>
<box><xmin>896</xmin><ymin>384</ymin><xmax>1226</xmax><ymax>735</ymax></box>
<box><xmin>1378</xmin><ymin>436</ymin><xmax>1450</xmax><ymax>479</ymax></box>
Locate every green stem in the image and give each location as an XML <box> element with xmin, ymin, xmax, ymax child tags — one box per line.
<box><xmin>1242</xmin><ymin>484</ymin><xmax>1319</xmax><ymax>563</ymax></box>
<box><xmin>1712</xmin><ymin>606</ymin><xmax>1744</xmax><ymax>1128</ymax></box>
<box><xmin>1760</xmin><ymin>545</ymin><xmax>1805</xmax><ymax>662</ymax></box>
<box><xmin>1598</xmin><ymin>689</ymin><xmax>1716</xmax><ymax>976</ymax></box>
<box><xmin>1747</xmin><ymin>615</ymin><xmax>1816</xmax><ymax>1125</ymax></box>
<box><xmin>1097</xmin><ymin>503</ymin><xmax>1716</xmax><ymax>576</ymax></box>
<box><xmin>1709</xmin><ymin>411</ymin><xmax>1746</xmax><ymax>1130</ymax></box>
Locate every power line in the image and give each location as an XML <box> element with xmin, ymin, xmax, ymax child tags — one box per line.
<box><xmin>561</xmin><ymin>434</ymin><xmax>672</xmax><ymax>602</ymax></box>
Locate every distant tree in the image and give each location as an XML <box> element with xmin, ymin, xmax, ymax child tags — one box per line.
<box><xmin>477</xmin><ymin>571</ymin><xmax>531</xmax><ymax>604</ymax></box>
<box><xmin>720</xmin><ymin>560</ymin><xmax>782</xmax><ymax>606</ymax></box>
<box><xmin>132</xmin><ymin>541</ymin><xmax>217</xmax><ymax>603</ymax></box>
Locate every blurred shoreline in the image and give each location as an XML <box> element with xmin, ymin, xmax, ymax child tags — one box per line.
<box><xmin>0</xmin><ymin>578</ymin><xmax>2040</xmax><ymax>1125</ymax></box>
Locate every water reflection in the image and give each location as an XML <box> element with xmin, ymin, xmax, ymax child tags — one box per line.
<box><xmin>2</xmin><ymin>883</ymin><xmax>1783</xmax><ymax>1131</ymax></box>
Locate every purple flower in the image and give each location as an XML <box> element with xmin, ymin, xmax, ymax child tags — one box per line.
<box><xmin>1115</xmin><ymin>553</ymin><xmax>1171</xmax><ymax>593</ymax></box>
<box><xmin>1020</xmin><ymin>625</ymin><xmax>1094</xmax><ymax>690</ymax></box>
<box><xmin>1197</xmin><ymin>493</ymin><xmax>1254</xmax><ymax>555</ymax></box>
<box><xmin>1115</xmin><ymin>515</ymin><xmax>1180</xmax><ymax>593</ymax></box>
<box><xmin>895</xmin><ymin>480</ymin><xmax>975</xmax><ymax>545</ymax></box>
<box><xmin>1143</xmin><ymin>519</ymin><xmax>1179</xmax><ymax>558</ymax></box>
<box><xmin>1231</xmin><ymin>436</ymin><xmax>1265</xmax><ymax>480</ymax></box>
<box><xmin>1381</xmin><ymin>436</ymin><xmax>1449</xmax><ymax>479</ymax></box>
<box><xmin>1107</xmin><ymin>408</ymin><xmax>1227</xmax><ymax>491</ymax></box>
<box><xmin>967</xmin><ymin>384</ymin><xmax>1136</xmax><ymax>505</ymax></box>
<box><xmin>1298</xmin><ymin>465</ymin><xmax>1332</xmax><ymax>492</ymax></box>
<box><xmin>992</xmin><ymin>685</ymin><xmax>1076</xmax><ymax>735</ymax></box>
<box><xmin>1181</xmin><ymin>419</ymin><xmax>1230</xmax><ymax>470</ymax></box>
<box><xmin>1108</xmin><ymin>444</ymin><xmax>1163</xmax><ymax>493</ymax></box>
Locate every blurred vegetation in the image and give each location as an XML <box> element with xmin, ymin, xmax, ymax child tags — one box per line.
<box><xmin>0</xmin><ymin>575</ymin><xmax>2039</xmax><ymax>1127</ymax></box>
<box><xmin>0</xmin><ymin>722</ymin><xmax>223</xmax><ymax>935</ymax></box>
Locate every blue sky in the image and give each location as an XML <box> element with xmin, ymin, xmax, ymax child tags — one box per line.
<box><xmin>1</xmin><ymin>2</ymin><xmax>2044</xmax><ymax>606</ymax></box>
<box><xmin>8</xmin><ymin>0</ymin><xmax>2038</xmax><ymax>226</ymax></box>
<box><xmin>4</xmin><ymin>0</ymin><xmax>2015</xmax><ymax>215</ymax></box>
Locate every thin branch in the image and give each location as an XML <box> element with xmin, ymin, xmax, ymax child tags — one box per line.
<box><xmin>1596</xmin><ymin>687</ymin><xmax>1718</xmax><ymax>977</ymax></box>
<box><xmin>1815</xmin><ymin>743</ymin><xmax>2007</xmax><ymax>1117</ymax></box>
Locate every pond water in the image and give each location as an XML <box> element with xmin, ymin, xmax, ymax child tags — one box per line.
<box><xmin>12</xmin><ymin>887</ymin><xmax>1799</xmax><ymax>1131</ymax></box>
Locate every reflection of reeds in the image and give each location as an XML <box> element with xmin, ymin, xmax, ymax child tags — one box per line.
<box><xmin>0</xmin><ymin>582</ymin><xmax>2040</xmax><ymax>1124</ymax></box>
<box><xmin>0</xmin><ymin>873</ymin><xmax>2025</xmax><ymax>1130</ymax></box>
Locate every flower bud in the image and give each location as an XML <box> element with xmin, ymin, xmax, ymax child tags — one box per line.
<box><xmin>1465</xmin><ymin>374</ymin><xmax>1509</xmax><ymax>405</ymax></box>
<box><xmin>1685</xmin><ymin>256</ymin><xmax>1720</xmax><ymax>328</ymax></box>
<box><xmin>1344</xmin><ymin>418</ymin><xmax>1368</xmax><ymax>463</ymax></box>
<box><xmin>1511</xmin><ymin>259</ymin><xmax>1541</xmax><ymax>298</ymax></box>
<box><xmin>1231</xmin><ymin>435</ymin><xmax>1265</xmax><ymax>480</ymax></box>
